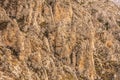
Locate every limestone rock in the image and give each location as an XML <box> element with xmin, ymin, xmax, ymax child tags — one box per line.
<box><xmin>0</xmin><ymin>0</ymin><xmax>120</xmax><ymax>80</ymax></box>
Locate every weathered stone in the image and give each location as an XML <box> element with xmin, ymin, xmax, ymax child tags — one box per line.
<box><xmin>0</xmin><ymin>0</ymin><xmax>120</xmax><ymax>80</ymax></box>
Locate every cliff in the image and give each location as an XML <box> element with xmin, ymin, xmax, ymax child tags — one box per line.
<box><xmin>0</xmin><ymin>0</ymin><xmax>120</xmax><ymax>80</ymax></box>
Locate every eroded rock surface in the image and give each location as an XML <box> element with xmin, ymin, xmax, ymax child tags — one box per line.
<box><xmin>0</xmin><ymin>0</ymin><xmax>120</xmax><ymax>80</ymax></box>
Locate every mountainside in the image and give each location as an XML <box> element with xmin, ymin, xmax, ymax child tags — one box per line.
<box><xmin>0</xmin><ymin>0</ymin><xmax>120</xmax><ymax>80</ymax></box>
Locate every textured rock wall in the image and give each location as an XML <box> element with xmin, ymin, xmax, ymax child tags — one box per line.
<box><xmin>0</xmin><ymin>0</ymin><xmax>120</xmax><ymax>80</ymax></box>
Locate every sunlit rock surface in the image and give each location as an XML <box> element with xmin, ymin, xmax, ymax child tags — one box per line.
<box><xmin>112</xmin><ymin>0</ymin><xmax>120</xmax><ymax>6</ymax></box>
<box><xmin>0</xmin><ymin>0</ymin><xmax>120</xmax><ymax>80</ymax></box>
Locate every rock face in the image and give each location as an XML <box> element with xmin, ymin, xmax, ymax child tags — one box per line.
<box><xmin>0</xmin><ymin>0</ymin><xmax>120</xmax><ymax>80</ymax></box>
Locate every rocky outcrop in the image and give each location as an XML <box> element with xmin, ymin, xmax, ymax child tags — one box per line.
<box><xmin>0</xmin><ymin>0</ymin><xmax>120</xmax><ymax>80</ymax></box>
